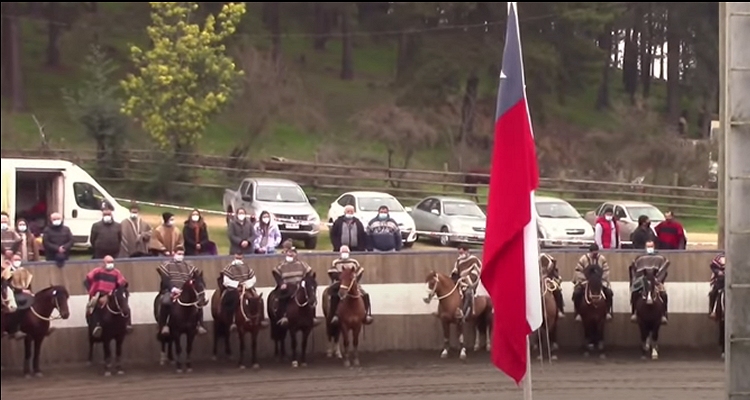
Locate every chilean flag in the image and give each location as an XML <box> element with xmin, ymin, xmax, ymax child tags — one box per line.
<box><xmin>480</xmin><ymin>2</ymin><xmax>543</xmax><ymax>385</ymax></box>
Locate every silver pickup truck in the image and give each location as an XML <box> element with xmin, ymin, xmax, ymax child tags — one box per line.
<box><xmin>223</xmin><ymin>177</ymin><xmax>321</xmax><ymax>249</ymax></box>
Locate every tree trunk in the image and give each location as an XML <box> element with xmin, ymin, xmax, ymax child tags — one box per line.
<box><xmin>458</xmin><ymin>71</ymin><xmax>479</xmax><ymax>145</ymax></box>
<box><xmin>641</xmin><ymin>4</ymin><xmax>653</xmax><ymax>98</ymax></box>
<box><xmin>395</xmin><ymin>31</ymin><xmax>417</xmax><ymax>82</ymax></box>
<box><xmin>262</xmin><ymin>2</ymin><xmax>282</xmax><ymax>64</ymax></box>
<box><xmin>313</xmin><ymin>3</ymin><xmax>330</xmax><ymax>51</ymax></box>
<box><xmin>340</xmin><ymin>12</ymin><xmax>354</xmax><ymax>80</ymax></box>
<box><xmin>7</xmin><ymin>13</ymin><xmax>26</xmax><ymax>112</ymax></box>
<box><xmin>46</xmin><ymin>2</ymin><xmax>62</xmax><ymax>68</ymax></box>
<box><xmin>666</xmin><ymin>7</ymin><xmax>681</xmax><ymax>121</ymax></box>
<box><xmin>595</xmin><ymin>26</ymin><xmax>614</xmax><ymax>110</ymax></box>
<box><xmin>1</xmin><ymin>15</ymin><xmax>12</xmax><ymax>97</ymax></box>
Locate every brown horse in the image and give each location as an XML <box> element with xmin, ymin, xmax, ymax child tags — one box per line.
<box><xmin>268</xmin><ymin>273</ymin><xmax>318</xmax><ymax>368</ymax></box>
<box><xmin>635</xmin><ymin>267</ymin><xmax>665</xmax><ymax>360</ymax></box>
<box><xmin>578</xmin><ymin>264</ymin><xmax>607</xmax><ymax>359</ymax></box>
<box><xmin>335</xmin><ymin>265</ymin><xmax>367</xmax><ymax>367</ymax></box>
<box><xmin>424</xmin><ymin>271</ymin><xmax>492</xmax><ymax>360</ymax></box>
<box><xmin>532</xmin><ymin>254</ymin><xmax>560</xmax><ymax>361</ymax></box>
<box><xmin>6</xmin><ymin>286</ymin><xmax>71</xmax><ymax>377</ymax></box>
<box><xmin>235</xmin><ymin>287</ymin><xmax>266</xmax><ymax>369</ymax></box>
<box><xmin>87</xmin><ymin>285</ymin><xmax>130</xmax><ymax>376</ymax></box>
<box><xmin>322</xmin><ymin>288</ymin><xmax>342</xmax><ymax>359</ymax></box>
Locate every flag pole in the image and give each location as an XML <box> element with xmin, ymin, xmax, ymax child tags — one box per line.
<box><xmin>523</xmin><ymin>336</ymin><xmax>533</xmax><ymax>400</ymax></box>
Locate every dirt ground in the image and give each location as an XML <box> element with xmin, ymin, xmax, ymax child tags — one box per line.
<box><xmin>1</xmin><ymin>350</ymin><xmax>723</xmax><ymax>400</ymax></box>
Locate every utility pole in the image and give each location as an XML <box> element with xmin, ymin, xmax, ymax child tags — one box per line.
<box><xmin>717</xmin><ymin>2</ymin><xmax>726</xmax><ymax>250</ymax></box>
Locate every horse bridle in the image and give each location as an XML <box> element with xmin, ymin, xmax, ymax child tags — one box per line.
<box><xmin>338</xmin><ymin>268</ymin><xmax>361</xmax><ymax>300</ymax></box>
<box><xmin>238</xmin><ymin>286</ymin><xmax>262</xmax><ymax>322</ymax></box>
<box><xmin>176</xmin><ymin>279</ymin><xmax>206</xmax><ymax>308</ymax></box>
<box><xmin>30</xmin><ymin>289</ymin><xmax>65</xmax><ymax>322</ymax></box>
<box><xmin>293</xmin><ymin>280</ymin><xmax>316</xmax><ymax>308</ymax></box>
<box><xmin>106</xmin><ymin>289</ymin><xmax>130</xmax><ymax>317</ymax></box>
<box><xmin>425</xmin><ymin>273</ymin><xmax>459</xmax><ymax>303</ymax></box>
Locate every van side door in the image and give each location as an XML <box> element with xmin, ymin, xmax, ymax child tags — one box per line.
<box><xmin>69</xmin><ymin>181</ymin><xmax>107</xmax><ymax>244</ymax></box>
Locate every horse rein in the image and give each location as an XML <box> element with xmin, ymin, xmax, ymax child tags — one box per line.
<box><xmin>238</xmin><ymin>286</ymin><xmax>261</xmax><ymax>322</ymax></box>
<box><xmin>338</xmin><ymin>270</ymin><xmax>361</xmax><ymax>300</ymax></box>
<box><xmin>176</xmin><ymin>280</ymin><xmax>206</xmax><ymax>308</ymax></box>
<box><xmin>106</xmin><ymin>291</ymin><xmax>130</xmax><ymax>318</ymax></box>
<box><xmin>425</xmin><ymin>274</ymin><xmax>459</xmax><ymax>302</ymax></box>
<box><xmin>293</xmin><ymin>281</ymin><xmax>315</xmax><ymax>308</ymax></box>
<box><xmin>31</xmin><ymin>293</ymin><xmax>64</xmax><ymax>322</ymax></box>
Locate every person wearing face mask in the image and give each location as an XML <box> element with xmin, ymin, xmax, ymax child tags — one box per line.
<box><xmin>90</xmin><ymin>208</ymin><xmax>123</xmax><ymax>260</ymax></box>
<box><xmin>594</xmin><ymin>207</ymin><xmax>619</xmax><ymax>250</ymax></box>
<box><xmin>448</xmin><ymin>244</ymin><xmax>482</xmax><ymax>322</ymax></box>
<box><xmin>219</xmin><ymin>253</ymin><xmax>266</xmax><ymax>330</ymax></box>
<box><xmin>329</xmin><ymin>205</ymin><xmax>367</xmax><ymax>252</ymax></box>
<box><xmin>84</xmin><ymin>255</ymin><xmax>130</xmax><ymax>338</ymax></box>
<box><xmin>630</xmin><ymin>215</ymin><xmax>656</xmax><ymax>250</ymax></box>
<box><xmin>120</xmin><ymin>204</ymin><xmax>152</xmax><ymax>258</ymax></box>
<box><xmin>572</xmin><ymin>244</ymin><xmax>613</xmax><ymax>321</ymax></box>
<box><xmin>1</xmin><ymin>211</ymin><xmax>22</xmax><ymax>263</ymax></box>
<box><xmin>228</xmin><ymin>208</ymin><xmax>256</xmax><ymax>255</ymax></box>
<box><xmin>150</xmin><ymin>212</ymin><xmax>184</xmax><ymax>257</ymax></box>
<box><xmin>15</xmin><ymin>218</ymin><xmax>40</xmax><ymax>262</ymax></box>
<box><xmin>708</xmin><ymin>253</ymin><xmax>726</xmax><ymax>319</ymax></box>
<box><xmin>654</xmin><ymin>211</ymin><xmax>686</xmax><ymax>250</ymax></box>
<box><xmin>42</xmin><ymin>212</ymin><xmax>74</xmax><ymax>267</ymax></box>
<box><xmin>183</xmin><ymin>209</ymin><xmax>212</xmax><ymax>256</ymax></box>
<box><xmin>253</xmin><ymin>211</ymin><xmax>282</xmax><ymax>254</ymax></box>
<box><xmin>271</xmin><ymin>246</ymin><xmax>318</xmax><ymax>327</ymax></box>
<box><xmin>157</xmin><ymin>246</ymin><xmax>208</xmax><ymax>335</ymax></box>
<box><xmin>326</xmin><ymin>245</ymin><xmax>373</xmax><ymax>325</ymax></box>
<box><xmin>365</xmin><ymin>205</ymin><xmax>402</xmax><ymax>252</ymax></box>
<box><xmin>628</xmin><ymin>240</ymin><xmax>670</xmax><ymax>324</ymax></box>
<box><xmin>4</xmin><ymin>254</ymin><xmax>34</xmax><ymax>339</ymax></box>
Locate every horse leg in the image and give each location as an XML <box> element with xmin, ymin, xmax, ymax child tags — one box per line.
<box><xmin>583</xmin><ymin>322</ymin><xmax>594</xmax><ymax>357</ymax></box>
<box><xmin>185</xmin><ymin>332</ymin><xmax>195</xmax><ymax>372</ymax></box>
<box><xmin>32</xmin><ymin>337</ymin><xmax>44</xmax><ymax>377</ymax></box>
<box><xmin>352</xmin><ymin>324</ymin><xmax>362</xmax><ymax>367</ymax></box>
<box><xmin>300</xmin><ymin>328</ymin><xmax>310</xmax><ymax>367</ymax></box>
<box><xmin>173</xmin><ymin>334</ymin><xmax>183</xmax><ymax>373</ymax></box>
<box><xmin>290</xmin><ymin>329</ymin><xmax>299</xmax><ymax>368</ymax></box>
<box><xmin>720</xmin><ymin>318</ymin><xmax>726</xmax><ymax>359</ymax></box>
<box><xmin>440</xmin><ymin>321</ymin><xmax>450</xmax><ymax>359</ymax></box>
<box><xmin>550</xmin><ymin>325</ymin><xmax>559</xmax><ymax>361</ymax></box>
<box><xmin>341</xmin><ymin>325</ymin><xmax>351</xmax><ymax>367</ymax></box>
<box><xmin>23</xmin><ymin>335</ymin><xmax>32</xmax><ymax>377</ymax></box>
<box><xmin>103</xmin><ymin>339</ymin><xmax>112</xmax><ymax>377</ymax></box>
<box><xmin>115</xmin><ymin>335</ymin><xmax>124</xmax><ymax>375</ymax></box>
<box><xmin>638</xmin><ymin>321</ymin><xmax>650</xmax><ymax>360</ymax></box>
<box><xmin>596</xmin><ymin>321</ymin><xmax>606</xmax><ymax>360</ymax></box>
<box><xmin>87</xmin><ymin>338</ymin><xmax>94</xmax><ymax>366</ymax></box>
<box><xmin>458</xmin><ymin>321</ymin><xmax>467</xmax><ymax>361</ymax></box>
<box><xmin>251</xmin><ymin>329</ymin><xmax>260</xmax><ymax>369</ymax></box>
<box><xmin>237</xmin><ymin>329</ymin><xmax>246</xmax><ymax>369</ymax></box>
<box><xmin>651</xmin><ymin>325</ymin><xmax>660</xmax><ymax>360</ymax></box>
<box><xmin>224</xmin><ymin>326</ymin><xmax>232</xmax><ymax>359</ymax></box>
<box><xmin>212</xmin><ymin>322</ymin><xmax>219</xmax><ymax>361</ymax></box>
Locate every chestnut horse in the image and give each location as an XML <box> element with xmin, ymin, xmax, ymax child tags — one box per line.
<box><xmin>635</xmin><ymin>267</ymin><xmax>665</xmax><ymax>360</ymax></box>
<box><xmin>532</xmin><ymin>254</ymin><xmax>560</xmax><ymax>361</ymax></box>
<box><xmin>87</xmin><ymin>285</ymin><xmax>131</xmax><ymax>376</ymax></box>
<box><xmin>335</xmin><ymin>265</ymin><xmax>367</xmax><ymax>367</ymax></box>
<box><xmin>235</xmin><ymin>287</ymin><xmax>266</xmax><ymax>369</ymax></box>
<box><xmin>424</xmin><ymin>271</ymin><xmax>491</xmax><ymax>360</ymax></box>
<box><xmin>578</xmin><ymin>264</ymin><xmax>607</xmax><ymax>359</ymax></box>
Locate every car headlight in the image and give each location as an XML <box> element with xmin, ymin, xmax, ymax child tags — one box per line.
<box><xmin>308</xmin><ymin>213</ymin><xmax>320</xmax><ymax>222</ymax></box>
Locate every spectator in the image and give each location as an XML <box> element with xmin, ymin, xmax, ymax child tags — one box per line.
<box><xmin>42</xmin><ymin>212</ymin><xmax>74</xmax><ymax>267</ymax></box>
<box><xmin>120</xmin><ymin>203</ymin><xmax>152</xmax><ymax>258</ymax></box>
<box><xmin>366</xmin><ymin>205</ymin><xmax>402</xmax><ymax>252</ymax></box>
<box><xmin>253</xmin><ymin>211</ymin><xmax>282</xmax><ymax>254</ymax></box>
<box><xmin>330</xmin><ymin>205</ymin><xmax>367</xmax><ymax>252</ymax></box>
<box><xmin>1</xmin><ymin>211</ymin><xmax>22</xmax><ymax>262</ymax></box>
<box><xmin>594</xmin><ymin>207</ymin><xmax>620</xmax><ymax>250</ymax></box>
<box><xmin>228</xmin><ymin>207</ymin><xmax>255</xmax><ymax>255</ymax></box>
<box><xmin>150</xmin><ymin>212</ymin><xmax>184</xmax><ymax>256</ymax></box>
<box><xmin>630</xmin><ymin>215</ymin><xmax>656</xmax><ymax>249</ymax></box>
<box><xmin>655</xmin><ymin>211</ymin><xmax>686</xmax><ymax>250</ymax></box>
<box><xmin>15</xmin><ymin>218</ymin><xmax>40</xmax><ymax>262</ymax></box>
<box><xmin>183</xmin><ymin>209</ymin><xmax>214</xmax><ymax>256</ymax></box>
<box><xmin>90</xmin><ymin>208</ymin><xmax>122</xmax><ymax>259</ymax></box>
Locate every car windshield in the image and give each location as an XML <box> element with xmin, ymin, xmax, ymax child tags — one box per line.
<box><xmin>626</xmin><ymin>206</ymin><xmax>665</xmax><ymax>221</ymax></box>
<box><xmin>255</xmin><ymin>185</ymin><xmax>308</xmax><ymax>203</ymax></box>
<box><xmin>443</xmin><ymin>201</ymin><xmax>485</xmax><ymax>217</ymax></box>
<box><xmin>536</xmin><ymin>201</ymin><xmax>580</xmax><ymax>218</ymax></box>
<box><xmin>358</xmin><ymin>196</ymin><xmax>404</xmax><ymax>212</ymax></box>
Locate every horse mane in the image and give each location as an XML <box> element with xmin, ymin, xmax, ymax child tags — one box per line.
<box><xmin>39</xmin><ymin>285</ymin><xmax>68</xmax><ymax>296</ymax></box>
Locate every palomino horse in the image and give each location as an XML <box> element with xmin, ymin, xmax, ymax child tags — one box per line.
<box><xmin>532</xmin><ymin>254</ymin><xmax>560</xmax><ymax>361</ymax></box>
<box><xmin>153</xmin><ymin>271</ymin><xmax>206</xmax><ymax>372</ymax></box>
<box><xmin>712</xmin><ymin>275</ymin><xmax>726</xmax><ymax>359</ymax></box>
<box><xmin>268</xmin><ymin>273</ymin><xmax>318</xmax><ymax>368</ymax></box>
<box><xmin>635</xmin><ymin>267</ymin><xmax>665</xmax><ymax>360</ymax></box>
<box><xmin>335</xmin><ymin>265</ymin><xmax>367</xmax><ymax>367</ymax></box>
<box><xmin>424</xmin><ymin>271</ymin><xmax>492</xmax><ymax>360</ymax></box>
<box><xmin>87</xmin><ymin>285</ymin><xmax>130</xmax><ymax>376</ymax></box>
<box><xmin>578</xmin><ymin>264</ymin><xmax>608</xmax><ymax>359</ymax></box>
<box><xmin>5</xmin><ymin>286</ymin><xmax>71</xmax><ymax>377</ymax></box>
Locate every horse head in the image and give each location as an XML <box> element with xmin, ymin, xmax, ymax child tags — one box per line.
<box><xmin>183</xmin><ymin>270</ymin><xmax>207</xmax><ymax>306</ymax></box>
<box><xmin>38</xmin><ymin>285</ymin><xmax>70</xmax><ymax>320</ymax></box>
<box><xmin>584</xmin><ymin>263</ymin><xmax>604</xmax><ymax>289</ymax></box>
<box><xmin>642</xmin><ymin>267</ymin><xmax>659</xmax><ymax>304</ymax></box>
<box><xmin>539</xmin><ymin>254</ymin><xmax>558</xmax><ymax>279</ymax></box>
<box><xmin>239</xmin><ymin>288</ymin><xmax>263</xmax><ymax>324</ymax></box>
<box><xmin>338</xmin><ymin>265</ymin><xmax>359</xmax><ymax>299</ymax></box>
<box><xmin>1</xmin><ymin>277</ymin><xmax>17</xmax><ymax>313</ymax></box>
<box><xmin>297</xmin><ymin>272</ymin><xmax>318</xmax><ymax>308</ymax></box>
<box><xmin>111</xmin><ymin>284</ymin><xmax>131</xmax><ymax>317</ymax></box>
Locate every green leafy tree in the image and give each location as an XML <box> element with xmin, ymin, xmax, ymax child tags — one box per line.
<box><xmin>62</xmin><ymin>44</ymin><xmax>128</xmax><ymax>177</ymax></box>
<box><xmin>121</xmin><ymin>2</ymin><xmax>246</xmax><ymax>152</ymax></box>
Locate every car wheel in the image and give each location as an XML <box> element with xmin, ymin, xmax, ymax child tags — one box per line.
<box><xmin>304</xmin><ymin>236</ymin><xmax>318</xmax><ymax>250</ymax></box>
<box><xmin>439</xmin><ymin>227</ymin><xmax>452</xmax><ymax>247</ymax></box>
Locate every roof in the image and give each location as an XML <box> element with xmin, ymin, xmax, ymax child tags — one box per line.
<box><xmin>423</xmin><ymin>196</ymin><xmax>477</xmax><ymax>203</ymax></box>
<box><xmin>535</xmin><ymin>195</ymin><xmax>570</xmax><ymax>203</ymax></box>
<box><xmin>1</xmin><ymin>158</ymin><xmax>76</xmax><ymax>170</ymax></box>
<box><xmin>248</xmin><ymin>177</ymin><xmax>301</xmax><ymax>186</ymax></box>
<box><xmin>344</xmin><ymin>191</ymin><xmax>397</xmax><ymax>198</ymax></box>
<box><xmin>603</xmin><ymin>200</ymin><xmax>656</xmax><ymax>207</ymax></box>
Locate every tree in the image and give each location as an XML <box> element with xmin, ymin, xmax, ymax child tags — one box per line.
<box><xmin>1</xmin><ymin>2</ymin><xmax>27</xmax><ymax>112</ymax></box>
<box><xmin>62</xmin><ymin>44</ymin><xmax>128</xmax><ymax>177</ymax></box>
<box><xmin>121</xmin><ymin>2</ymin><xmax>246</xmax><ymax>152</ymax></box>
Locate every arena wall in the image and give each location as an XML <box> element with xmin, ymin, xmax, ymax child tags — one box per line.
<box><xmin>1</xmin><ymin>250</ymin><xmax>723</xmax><ymax>368</ymax></box>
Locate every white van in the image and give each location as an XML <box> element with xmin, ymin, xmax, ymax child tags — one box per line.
<box><xmin>1</xmin><ymin>158</ymin><xmax>129</xmax><ymax>248</ymax></box>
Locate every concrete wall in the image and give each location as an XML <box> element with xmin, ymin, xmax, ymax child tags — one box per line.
<box><xmin>1</xmin><ymin>249</ymin><xmax>724</xmax><ymax>368</ymax></box>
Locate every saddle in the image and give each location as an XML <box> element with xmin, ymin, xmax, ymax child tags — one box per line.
<box><xmin>13</xmin><ymin>291</ymin><xmax>34</xmax><ymax>311</ymax></box>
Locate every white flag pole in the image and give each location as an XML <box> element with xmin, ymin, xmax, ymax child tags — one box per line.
<box><xmin>522</xmin><ymin>336</ymin><xmax>533</xmax><ymax>400</ymax></box>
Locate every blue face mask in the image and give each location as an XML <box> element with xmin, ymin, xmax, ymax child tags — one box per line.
<box><xmin>378</xmin><ymin>213</ymin><xmax>388</xmax><ymax>220</ymax></box>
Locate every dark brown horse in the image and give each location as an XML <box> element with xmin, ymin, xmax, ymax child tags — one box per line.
<box><xmin>6</xmin><ymin>286</ymin><xmax>71</xmax><ymax>377</ymax></box>
<box><xmin>235</xmin><ymin>287</ymin><xmax>266</xmax><ymax>369</ymax></box>
<box><xmin>532</xmin><ymin>254</ymin><xmax>560</xmax><ymax>361</ymax></box>
<box><xmin>268</xmin><ymin>273</ymin><xmax>318</xmax><ymax>368</ymax></box>
<box><xmin>635</xmin><ymin>267</ymin><xmax>665</xmax><ymax>360</ymax></box>
<box><xmin>713</xmin><ymin>275</ymin><xmax>726</xmax><ymax>359</ymax></box>
<box><xmin>153</xmin><ymin>271</ymin><xmax>206</xmax><ymax>373</ymax></box>
<box><xmin>87</xmin><ymin>285</ymin><xmax>131</xmax><ymax>376</ymax></box>
<box><xmin>335</xmin><ymin>265</ymin><xmax>367</xmax><ymax>367</ymax></box>
<box><xmin>578</xmin><ymin>264</ymin><xmax>607</xmax><ymax>359</ymax></box>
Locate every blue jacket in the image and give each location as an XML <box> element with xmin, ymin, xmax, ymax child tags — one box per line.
<box><xmin>366</xmin><ymin>216</ymin><xmax>402</xmax><ymax>252</ymax></box>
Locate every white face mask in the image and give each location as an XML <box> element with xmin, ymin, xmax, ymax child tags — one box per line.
<box><xmin>174</xmin><ymin>254</ymin><xmax>184</xmax><ymax>262</ymax></box>
<box><xmin>646</xmin><ymin>247</ymin><xmax>655</xmax><ymax>254</ymax></box>
<box><xmin>105</xmin><ymin>263</ymin><xmax>115</xmax><ymax>270</ymax></box>
<box><xmin>167</xmin><ymin>219</ymin><xmax>175</xmax><ymax>226</ymax></box>
<box><xmin>12</xmin><ymin>260</ymin><xmax>21</xmax><ymax>268</ymax></box>
<box><xmin>340</xmin><ymin>252</ymin><xmax>350</xmax><ymax>259</ymax></box>
<box><xmin>130</xmin><ymin>213</ymin><xmax>139</xmax><ymax>220</ymax></box>
<box><xmin>262</xmin><ymin>217</ymin><xmax>270</xmax><ymax>224</ymax></box>
<box><xmin>17</xmin><ymin>224</ymin><xmax>27</xmax><ymax>232</ymax></box>
<box><xmin>52</xmin><ymin>220</ymin><xmax>62</xmax><ymax>226</ymax></box>
<box><xmin>285</xmin><ymin>256</ymin><xmax>294</xmax><ymax>263</ymax></box>
<box><xmin>0</xmin><ymin>223</ymin><xmax>7</xmax><ymax>231</ymax></box>
<box><xmin>237</xmin><ymin>214</ymin><xmax>246</xmax><ymax>221</ymax></box>
<box><xmin>103</xmin><ymin>215</ymin><xmax>113</xmax><ymax>223</ymax></box>
<box><xmin>191</xmin><ymin>215</ymin><xmax>200</xmax><ymax>222</ymax></box>
<box><xmin>232</xmin><ymin>259</ymin><xmax>243</xmax><ymax>265</ymax></box>
<box><xmin>605</xmin><ymin>215</ymin><xmax>613</xmax><ymax>222</ymax></box>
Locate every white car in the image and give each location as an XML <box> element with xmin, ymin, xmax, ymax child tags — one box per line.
<box><xmin>536</xmin><ymin>196</ymin><xmax>595</xmax><ymax>248</ymax></box>
<box><xmin>327</xmin><ymin>191</ymin><xmax>418</xmax><ymax>247</ymax></box>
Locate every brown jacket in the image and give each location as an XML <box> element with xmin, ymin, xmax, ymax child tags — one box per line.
<box><xmin>149</xmin><ymin>224</ymin><xmax>184</xmax><ymax>255</ymax></box>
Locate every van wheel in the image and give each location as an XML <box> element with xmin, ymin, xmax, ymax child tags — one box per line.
<box><xmin>304</xmin><ymin>237</ymin><xmax>318</xmax><ymax>250</ymax></box>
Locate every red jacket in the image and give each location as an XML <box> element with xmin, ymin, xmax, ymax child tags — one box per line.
<box><xmin>595</xmin><ymin>216</ymin><xmax>619</xmax><ymax>249</ymax></box>
<box><xmin>86</xmin><ymin>267</ymin><xmax>127</xmax><ymax>297</ymax></box>
<box><xmin>710</xmin><ymin>254</ymin><xmax>725</xmax><ymax>283</ymax></box>
<box><xmin>655</xmin><ymin>220</ymin><xmax>685</xmax><ymax>250</ymax></box>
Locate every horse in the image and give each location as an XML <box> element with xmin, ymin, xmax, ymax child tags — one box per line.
<box><xmin>532</xmin><ymin>254</ymin><xmax>560</xmax><ymax>361</ymax></box>
<box><xmin>1</xmin><ymin>276</ymin><xmax>18</xmax><ymax>339</ymax></box>
<box><xmin>335</xmin><ymin>265</ymin><xmax>367</xmax><ymax>367</ymax></box>
<box><xmin>322</xmin><ymin>288</ymin><xmax>342</xmax><ymax>360</ymax></box>
<box><xmin>268</xmin><ymin>273</ymin><xmax>318</xmax><ymax>368</ymax></box>
<box><xmin>5</xmin><ymin>286</ymin><xmax>71</xmax><ymax>377</ymax></box>
<box><xmin>235</xmin><ymin>287</ymin><xmax>266</xmax><ymax>369</ymax></box>
<box><xmin>87</xmin><ymin>285</ymin><xmax>131</xmax><ymax>376</ymax></box>
<box><xmin>634</xmin><ymin>267</ymin><xmax>665</xmax><ymax>360</ymax></box>
<box><xmin>713</xmin><ymin>275</ymin><xmax>726</xmax><ymax>359</ymax></box>
<box><xmin>578</xmin><ymin>264</ymin><xmax>608</xmax><ymax>359</ymax></box>
<box><xmin>210</xmin><ymin>283</ymin><xmax>233</xmax><ymax>362</ymax></box>
<box><xmin>153</xmin><ymin>271</ymin><xmax>206</xmax><ymax>373</ymax></box>
<box><xmin>424</xmin><ymin>271</ymin><xmax>492</xmax><ymax>360</ymax></box>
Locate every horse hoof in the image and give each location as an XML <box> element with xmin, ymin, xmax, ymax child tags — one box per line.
<box><xmin>651</xmin><ymin>355</ymin><xmax>659</xmax><ymax>361</ymax></box>
<box><xmin>551</xmin><ymin>355</ymin><xmax>558</xmax><ymax>361</ymax></box>
<box><xmin>326</xmin><ymin>350</ymin><xmax>333</xmax><ymax>358</ymax></box>
<box><xmin>473</xmin><ymin>345</ymin><xmax>480</xmax><ymax>352</ymax></box>
<box><xmin>252</xmin><ymin>364</ymin><xmax>260</xmax><ymax>370</ymax></box>
<box><xmin>353</xmin><ymin>359</ymin><xmax>360</xmax><ymax>367</ymax></box>
<box><xmin>583</xmin><ymin>352</ymin><xmax>590</xmax><ymax>358</ymax></box>
<box><xmin>117</xmin><ymin>370</ymin><xmax>125</xmax><ymax>375</ymax></box>
<box><xmin>24</xmin><ymin>374</ymin><xmax>31</xmax><ymax>379</ymax></box>
<box><xmin>239</xmin><ymin>365</ymin><xmax>246</xmax><ymax>370</ymax></box>
<box><xmin>291</xmin><ymin>361</ymin><xmax>299</xmax><ymax>368</ymax></box>
<box><xmin>336</xmin><ymin>351</ymin><xmax>342</xmax><ymax>359</ymax></box>
<box><xmin>536</xmin><ymin>354</ymin><xmax>542</xmax><ymax>361</ymax></box>
<box><xmin>599</xmin><ymin>354</ymin><xmax>606</xmax><ymax>360</ymax></box>
<box><xmin>485</xmin><ymin>345</ymin><xmax>491</xmax><ymax>352</ymax></box>
<box><xmin>440</xmin><ymin>350</ymin><xmax>448</xmax><ymax>359</ymax></box>
<box><xmin>34</xmin><ymin>372</ymin><xmax>43</xmax><ymax>378</ymax></box>
<box><xmin>641</xmin><ymin>355</ymin><xmax>647</xmax><ymax>360</ymax></box>
<box><xmin>176</xmin><ymin>369</ymin><xmax>183</xmax><ymax>374</ymax></box>
<box><xmin>86</xmin><ymin>361</ymin><xmax>93</xmax><ymax>367</ymax></box>
<box><xmin>104</xmin><ymin>371</ymin><xmax>112</xmax><ymax>377</ymax></box>
<box><xmin>186</xmin><ymin>368</ymin><xmax>193</xmax><ymax>373</ymax></box>
<box><xmin>459</xmin><ymin>353</ymin><xmax>467</xmax><ymax>361</ymax></box>
<box><xmin>343</xmin><ymin>360</ymin><xmax>351</xmax><ymax>368</ymax></box>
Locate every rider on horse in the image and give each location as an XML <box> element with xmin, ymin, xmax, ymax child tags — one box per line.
<box><xmin>539</xmin><ymin>253</ymin><xmax>566</xmax><ymax>318</ymax></box>
<box><xmin>629</xmin><ymin>240</ymin><xmax>670</xmax><ymax>324</ymax></box>
<box><xmin>3</xmin><ymin>253</ymin><xmax>33</xmax><ymax>339</ymax></box>
<box><xmin>327</xmin><ymin>245</ymin><xmax>373</xmax><ymax>325</ymax></box>
<box><xmin>451</xmin><ymin>244</ymin><xmax>482</xmax><ymax>322</ymax></box>
<box><xmin>156</xmin><ymin>246</ymin><xmax>208</xmax><ymax>336</ymax></box>
<box><xmin>220</xmin><ymin>253</ymin><xmax>257</xmax><ymax>330</ymax></box>
<box><xmin>708</xmin><ymin>253</ymin><xmax>725</xmax><ymax>319</ymax></box>
<box><xmin>272</xmin><ymin>245</ymin><xmax>318</xmax><ymax>326</ymax></box>
<box><xmin>84</xmin><ymin>255</ymin><xmax>131</xmax><ymax>338</ymax></box>
<box><xmin>572</xmin><ymin>244</ymin><xmax>614</xmax><ymax>321</ymax></box>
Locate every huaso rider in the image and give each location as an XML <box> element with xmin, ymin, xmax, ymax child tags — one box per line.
<box><xmin>4</xmin><ymin>253</ymin><xmax>34</xmax><ymax>339</ymax></box>
<box><xmin>84</xmin><ymin>255</ymin><xmax>131</xmax><ymax>338</ymax></box>
<box><xmin>156</xmin><ymin>246</ymin><xmax>208</xmax><ymax>336</ymax></box>
<box><xmin>708</xmin><ymin>253</ymin><xmax>725</xmax><ymax>319</ymax></box>
<box><xmin>451</xmin><ymin>244</ymin><xmax>481</xmax><ymax>322</ymax></box>
<box><xmin>272</xmin><ymin>244</ymin><xmax>319</xmax><ymax>327</ymax></box>
<box><xmin>628</xmin><ymin>240</ymin><xmax>670</xmax><ymax>324</ymax></box>
<box><xmin>327</xmin><ymin>245</ymin><xmax>373</xmax><ymax>325</ymax></box>
<box><xmin>220</xmin><ymin>253</ymin><xmax>263</xmax><ymax>330</ymax></box>
<box><xmin>572</xmin><ymin>244</ymin><xmax>614</xmax><ymax>321</ymax></box>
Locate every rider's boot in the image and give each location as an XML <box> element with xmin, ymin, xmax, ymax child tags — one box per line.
<box><xmin>90</xmin><ymin>307</ymin><xmax>103</xmax><ymax>339</ymax></box>
<box><xmin>604</xmin><ymin>286</ymin><xmax>614</xmax><ymax>320</ymax></box>
<box><xmin>630</xmin><ymin>292</ymin><xmax>638</xmax><ymax>323</ymax></box>
<box><xmin>661</xmin><ymin>292</ymin><xmax>669</xmax><ymax>325</ymax></box>
<box><xmin>573</xmin><ymin>288</ymin><xmax>582</xmax><ymax>322</ymax></box>
<box><xmin>126</xmin><ymin>314</ymin><xmax>134</xmax><ymax>334</ymax></box>
<box><xmin>158</xmin><ymin>302</ymin><xmax>171</xmax><ymax>336</ymax></box>
<box><xmin>278</xmin><ymin>297</ymin><xmax>289</xmax><ymax>326</ymax></box>
<box><xmin>196</xmin><ymin>308</ymin><xmax>208</xmax><ymax>335</ymax></box>
<box><xmin>329</xmin><ymin>293</ymin><xmax>341</xmax><ymax>324</ymax></box>
<box><xmin>708</xmin><ymin>289</ymin><xmax>718</xmax><ymax>319</ymax></box>
<box><xmin>460</xmin><ymin>291</ymin><xmax>473</xmax><ymax>322</ymax></box>
<box><xmin>553</xmin><ymin>289</ymin><xmax>565</xmax><ymax>318</ymax></box>
<box><xmin>363</xmin><ymin>292</ymin><xmax>374</xmax><ymax>325</ymax></box>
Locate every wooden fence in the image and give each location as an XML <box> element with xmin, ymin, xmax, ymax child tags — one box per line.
<box><xmin>1</xmin><ymin>149</ymin><xmax>718</xmax><ymax>219</ymax></box>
